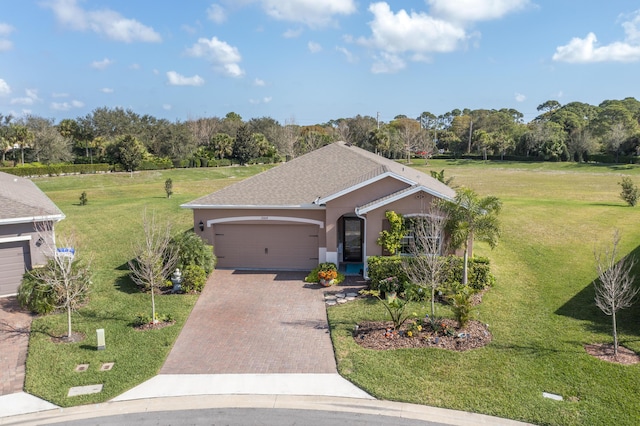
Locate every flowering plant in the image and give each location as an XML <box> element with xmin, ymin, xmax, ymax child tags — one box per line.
<box><xmin>318</xmin><ymin>269</ymin><xmax>338</xmax><ymax>281</ymax></box>
<box><xmin>378</xmin><ymin>276</ymin><xmax>400</xmax><ymax>294</ymax></box>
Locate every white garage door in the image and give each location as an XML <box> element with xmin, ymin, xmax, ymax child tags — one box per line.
<box><xmin>214</xmin><ymin>224</ymin><xmax>319</xmax><ymax>270</ymax></box>
<box><xmin>0</xmin><ymin>241</ymin><xmax>31</xmax><ymax>296</ymax></box>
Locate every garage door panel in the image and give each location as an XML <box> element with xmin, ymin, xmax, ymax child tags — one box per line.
<box><xmin>214</xmin><ymin>224</ymin><xmax>318</xmax><ymax>270</ymax></box>
<box><xmin>0</xmin><ymin>241</ymin><xmax>30</xmax><ymax>296</ymax></box>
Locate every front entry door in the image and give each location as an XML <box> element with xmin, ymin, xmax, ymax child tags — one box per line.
<box><xmin>343</xmin><ymin>217</ymin><xmax>363</xmax><ymax>262</ymax></box>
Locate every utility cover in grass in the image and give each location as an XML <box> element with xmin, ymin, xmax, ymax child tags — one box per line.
<box><xmin>68</xmin><ymin>384</ymin><xmax>103</xmax><ymax>397</ymax></box>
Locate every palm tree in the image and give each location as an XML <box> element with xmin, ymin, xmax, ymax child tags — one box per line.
<box><xmin>439</xmin><ymin>187</ymin><xmax>502</xmax><ymax>285</ymax></box>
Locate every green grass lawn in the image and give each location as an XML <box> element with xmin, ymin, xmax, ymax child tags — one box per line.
<box><xmin>24</xmin><ymin>165</ymin><xmax>272</xmax><ymax>406</ymax></box>
<box><xmin>329</xmin><ymin>159</ymin><xmax>640</xmax><ymax>426</ymax></box>
<box><xmin>24</xmin><ymin>160</ymin><xmax>640</xmax><ymax>424</ymax></box>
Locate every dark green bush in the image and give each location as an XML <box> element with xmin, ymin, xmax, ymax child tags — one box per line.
<box><xmin>181</xmin><ymin>265</ymin><xmax>207</xmax><ymax>293</ymax></box>
<box><xmin>367</xmin><ymin>255</ymin><xmax>495</xmax><ymax>293</ymax></box>
<box><xmin>17</xmin><ymin>270</ymin><xmax>58</xmax><ymax>315</ymax></box>
<box><xmin>170</xmin><ymin>231</ymin><xmax>215</xmax><ymax>276</ymax></box>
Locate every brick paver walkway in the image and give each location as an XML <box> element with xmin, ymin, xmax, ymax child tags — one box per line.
<box><xmin>0</xmin><ymin>297</ymin><xmax>33</xmax><ymax>395</ymax></box>
<box><xmin>161</xmin><ymin>270</ymin><xmax>350</xmax><ymax>374</ymax></box>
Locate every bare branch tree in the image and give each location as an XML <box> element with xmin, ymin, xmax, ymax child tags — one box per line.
<box><xmin>594</xmin><ymin>230</ymin><xmax>639</xmax><ymax>357</ymax></box>
<box><xmin>402</xmin><ymin>207</ymin><xmax>448</xmax><ymax>318</ymax></box>
<box><xmin>31</xmin><ymin>222</ymin><xmax>92</xmax><ymax>339</ymax></box>
<box><xmin>128</xmin><ymin>210</ymin><xmax>178</xmax><ymax>323</ymax></box>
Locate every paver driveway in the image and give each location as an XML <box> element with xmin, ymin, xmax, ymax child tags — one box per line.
<box><xmin>0</xmin><ymin>297</ymin><xmax>33</xmax><ymax>395</ymax></box>
<box><xmin>161</xmin><ymin>270</ymin><xmax>351</xmax><ymax>374</ymax></box>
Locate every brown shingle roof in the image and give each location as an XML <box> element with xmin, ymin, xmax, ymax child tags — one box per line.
<box><xmin>0</xmin><ymin>172</ymin><xmax>65</xmax><ymax>222</ymax></box>
<box><xmin>183</xmin><ymin>142</ymin><xmax>455</xmax><ymax>208</ymax></box>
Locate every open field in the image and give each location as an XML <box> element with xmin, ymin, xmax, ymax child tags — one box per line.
<box><xmin>329</xmin><ymin>159</ymin><xmax>640</xmax><ymax>426</ymax></box>
<box><xmin>25</xmin><ymin>165</ymin><xmax>272</xmax><ymax>406</ymax></box>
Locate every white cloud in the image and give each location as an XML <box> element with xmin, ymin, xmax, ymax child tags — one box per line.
<box><xmin>308</xmin><ymin>41</ymin><xmax>322</xmax><ymax>53</ymax></box>
<box><xmin>260</xmin><ymin>0</ymin><xmax>356</xmax><ymax>28</ymax></box>
<box><xmin>185</xmin><ymin>37</ymin><xmax>245</xmax><ymax>77</ymax></box>
<box><xmin>11</xmin><ymin>88</ymin><xmax>41</xmax><ymax>105</ymax></box>
<box><xmin>43</xmin><ymin>0</ymin><xmax>161</xmax><ymax>43</ymax></box>
<box><xmin>254</xmin><ymin>78</ymin><xmax>266</xmax><ymax>86</ymax></box>
<box><xmin>130</xmin><ymin>63</ymin><xmax>141</xmax><ymax>70</ymax></box>
<box><xmin>360</xmin><ymin>3</ymin><xmax>466</xmax><ymax>54</ymax></box>
<box><xmin>283</xmin><ymin>28</ymin><xmax>303</xmax><ymax>38</ymax></box>
<box><xmin>207</xmin><ymin>4</ymin><xmax>227</xmax><ymax>23</ymax></box>
<box><xmin>166</xmin><ymin>71</ymin><xmax>205</xmax><ymax>86</ymax></box>
<box><xmin>249</xmin><ymin>97</ymin><xmax>273</xmax><ymax>104</ymax></box>
<box><xmin>163</xmin><ymin>104</ymin><xmax>172</xmax><ymax>110</ymax></box>
<box><xmin>100</xmin><ymin>88</ymin><xmax>114</xmax><ymax>93</ymax></box>
<box><xmin>91</xmin><ymin>58</ymin><xmax>113</xmax><ymax>70</ymax></box>
<box><xmin>371</xmin><ymin>51</ymin><xmax>406</xmax><ymax>74</ymax></box>
<box><xmin>553</xmin><ymin>11</ymin><xmax>640</xmax><ymax>63</ymax></box>
<box><xmin>515</xmin><ymin>92</ymin><xmax>526</xmax><ymax>102</ymax></box>
<box><xmin>52</xmin><ymin>92</ymin><xmax>69</xmax><ymax>98</ymax></box>
<box><xmin>336</xmin><ymin>46</ymin><xmax>357</xmax><ymax>63</ymax></box>
<box><xmin>428</xmin><ymin>0</ymin><xmax>530</xmax><ymax>22</ymax></box>
<box><xmin>553</xmin><ymin>32</ymin><xmax>640</xmax><ymax>63</ymax></box>
<box><xmin>0</xmin><ymin>23</ymin><xmax>14</xmax><ymax>51</ymax></box>
<box><xmin>0</xmin><ymin>78</ymin><xmax>11</xmax><ymax>96</ymax></box>
<box><xmin>51</xmin><ymin>100</ymin><xmax>84</xmax><ymax>111</ymax></box>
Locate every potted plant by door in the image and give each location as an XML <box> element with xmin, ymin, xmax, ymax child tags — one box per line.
<box><xmin>318</xmin><ymin>263</ymin><xmax>338</xmax><ymax>286</ymax></box>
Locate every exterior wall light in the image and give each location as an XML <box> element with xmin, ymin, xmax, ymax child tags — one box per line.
<box><xmin>198</xmin><ymin>220</ymin><xmax>204</xmax><ymax>232</ymax></box>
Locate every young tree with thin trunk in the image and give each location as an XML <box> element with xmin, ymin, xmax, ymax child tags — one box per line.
<box><xmin>402</xmin><ymin>208</ymin><xmax>448</xmax><ymax>317</ymax></box>
<box><xmin>128</xmin><ymin>210</ymin><xmax>178</xmax><ymax>323</ymax></box>
<box><xmin>593</xmin><ymin>230</ymin><xmax>639</xmax><ymax>357</ymax></box>
<box><xmin>31</xmin><ymin>223</ymin><xmax>92</xmax><ymax>340</ymax></box>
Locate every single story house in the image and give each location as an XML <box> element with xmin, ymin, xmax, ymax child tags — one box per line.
<box><xmin>182</xmin><ymin>141</ymin><xmax>457</xmax><ymax>276</ymax></box>
<box><xmin>0</xmin><ymin>172</ymin><xmax>65</xmax><ymax>296</ymax></box>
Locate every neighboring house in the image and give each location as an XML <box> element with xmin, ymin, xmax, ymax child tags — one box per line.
<box><xmin>182</xmin><ymin>141</ymin><xmax>457</xmax><ymax>276</ymax></box>
<box><xmin>0</xmin><ymin>172</ymin><xmax>65</xmax><ymax>296</ymax></box>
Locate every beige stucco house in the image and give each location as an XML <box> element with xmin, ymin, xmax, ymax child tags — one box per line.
<box><xmin>182</xmin><ymin>141</ymin><xmax>456</xmax><ymax>276</ymax></box>
<box><xmin>0</xmin><ymin>172</ymin><xmax>65</xmax><ymax>296</ymax></box>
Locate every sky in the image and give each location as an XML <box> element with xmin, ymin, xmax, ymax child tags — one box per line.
<box><xmin>1</xmin><ymin>0</ymin><xmax>640</xmax><ymax>125</ymax></box>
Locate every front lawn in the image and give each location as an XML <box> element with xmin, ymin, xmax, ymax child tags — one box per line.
<box><xmin>329</xmin><ymin>159</ymin><xmax>640</xmax><ymax>426</ymax></box>
<box><xmin>25</xmin><ymin>165</ymin><xmax>272</xmax><ymax>406</ymax></box>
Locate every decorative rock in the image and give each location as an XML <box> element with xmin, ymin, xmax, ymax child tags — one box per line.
<box><xmin>337</xmin><ymin>298</ymin><xmax>347</xmax><ymax>304</ymax></box>
<box><xmin>335</xmin><ymin>293</ymin><xmax>345</xmax><ymax>298</ymax></box>
<box><xmin>346</xmin><ymin>296</ymin><xmax>356</xmax><ymax>301</ymax></box>
<box><xmin>326</xmin><ymin>300</ymin><xmax>337</xmax><ymax>306</ymax></box>
<box><xmin>324</xmin><ymin>295</ymin><xmax>337</xmax><ymax>301</ymax></box>
<box><xmin>346</xmin><ymin>292</ymin><xmax>358</xmax><ymax>298</ymax></box>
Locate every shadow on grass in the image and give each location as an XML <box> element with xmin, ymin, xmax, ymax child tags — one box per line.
<box><xmin>114</xmin><ymin>274</ymin><xmax>139</xmax><ymax>294</ymax></box>
<box><xmin>555</xmin><ymin>244</ymin><xmax>640</xmax><ymax>338</ymax></box>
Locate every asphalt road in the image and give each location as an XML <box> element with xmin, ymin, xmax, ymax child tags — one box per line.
<box><xmin>55</xmin><ymin>408</ymin><xmax>449</xmax><ymax>426</ymax></box>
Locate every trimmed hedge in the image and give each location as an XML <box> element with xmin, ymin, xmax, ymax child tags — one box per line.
<box><xmin>0</xmin><ymin>163</ymin><xmax>111</xmax><ymax>177</ymax></box>
<box><xmin>367</xmin><ymin>255</ymin><xmax>495</xmax><ymax>293</ymax></box>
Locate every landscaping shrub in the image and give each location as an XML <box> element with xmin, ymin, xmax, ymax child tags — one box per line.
<box><xmin>367</xmin><ymin>255</ymin><xmax>495</xmax><ymax>294</ymax></box>
<box><xmin>170</xmin><ymin>230</ymin><xmax>216</xmax><ymax>276</ymax></box>
<box><xmin>619</xmin><ymin>176</ymin><xmax>639</xmax><ymax>206</ymax></box>
<box><xmin>17</xmin><ymin>270</ymin><xmax>57</xmax><ymax>315</ymax></box>
<box><xmin>79</xmin><ymin>191</ymin><xmax>88</xmax><ymax>205</ymax></box>
<box><xmin>0</xmin><ymin>163</ymin><xmax>110</xmax><ymax>177</ymax></box>
<box><xmin>181</xmin><ymin>265</ymin><xmax>207</xmax><ymax>293</ymax></box>
<box><xmin>304</xmin><ymin>262</ymin><xmax>345</xmax><ymax>284</ymax></box>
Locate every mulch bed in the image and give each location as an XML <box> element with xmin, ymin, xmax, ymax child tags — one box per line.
<box><xmin>354</xmin><ymin>318</ymin><xmax>492</xmax><ymax>351</ymax></box>
<box><xmin>584</xmin><ymin>343</ymin><xmax>640</xmax><ymax>365</ymax></box>
<box><xmin>134</xmin><ymin>320</ymin><xmax>175</xmax><ymax>331</ymax></box>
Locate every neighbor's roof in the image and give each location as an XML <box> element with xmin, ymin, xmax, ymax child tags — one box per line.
<box><xmin>183</xmin><ymin>141</ymin><xmax>455</xmax><ymax>208</ymax></box>
<box><xmin>0</xmin><ymin>172</ymin><xmax>65</xmax><ymax>224</ymax></box>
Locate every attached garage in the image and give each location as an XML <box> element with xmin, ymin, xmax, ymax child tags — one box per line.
<box><xmin>214</xmin><ymin>224</ymin><xmax>319</xmax><ymax>270</ymax></box>
<box><xmin>0</xmin><ymin>240</ymin><xmax>31</xmax><ymax>296</ymax></box>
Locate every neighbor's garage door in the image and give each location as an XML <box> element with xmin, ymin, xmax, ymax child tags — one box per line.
<box><xmin>214</xmin><ymin>224</ymin><xmax>319</xmax><ymax>270</ymax></box>
<box><xmin>0</xmin><ymin>241</ymin><xmax>31</xmax><ymax>296</ymax></box>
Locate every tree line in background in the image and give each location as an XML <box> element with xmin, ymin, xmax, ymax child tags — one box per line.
<box><xmin>1</xmin><ymin>97</ymin><xmax>640</xmax><ymax>171</ymax></box>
